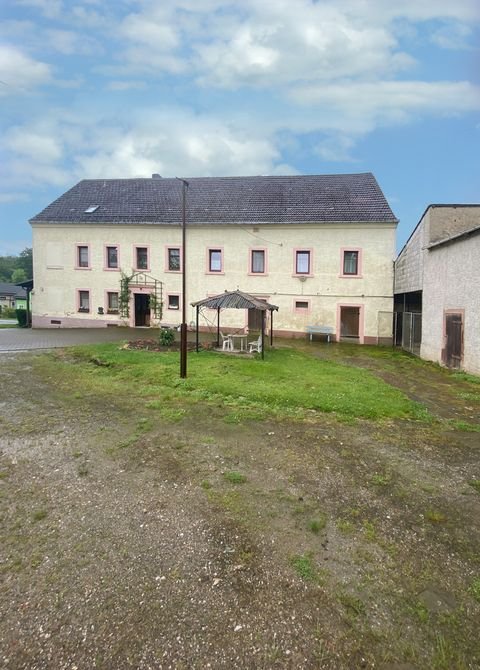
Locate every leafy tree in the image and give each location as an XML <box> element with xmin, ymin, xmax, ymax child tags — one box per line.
<box><xmin>12</xmin><ymin>268</ymin><xmax>27</xmax><ymax>283</ymax></box>
<box><xmin>0</xmin><ymin>247</ymin><xmax>33</xmax><ymax>283</ymax></box>
<box><xmin>0</xmin><ymin>256</ymin><xmax>17</xmax><ymax>282</ymax></box>
<box><xmin>17</xmin><ymin>248</ymin><xmax>33</xmax><ymax>278</ymax></box>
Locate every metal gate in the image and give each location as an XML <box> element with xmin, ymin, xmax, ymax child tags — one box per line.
<box><xmin>401</xmin><ymin>312</ymin><xmax>421</xmax><ymax>355</ymax></box>
<box><xmin>443</xmin><ymin>313</ymin><xmax>463</xmax><ymax>368</ymax></box>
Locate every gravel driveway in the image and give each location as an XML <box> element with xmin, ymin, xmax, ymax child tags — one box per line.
<box><xmin>0</xmin><ymin>327</ymin><xmax>151</xmax><ymax>352</ymax></box>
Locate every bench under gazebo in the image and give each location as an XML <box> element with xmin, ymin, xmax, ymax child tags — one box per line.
<box><xmin>191</xmin><ymin>290</ymin><xmax>279</xmax><ymax>359</ymax></box>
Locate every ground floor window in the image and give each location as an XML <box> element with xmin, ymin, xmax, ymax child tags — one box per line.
<box><xmin>78</xmin><ymin>290</ymin><xmax>90</xmax><ymax>312</ymax></box>
<box><xmin>167</xmin><ymin>294</ymin><xmax>180</xmax><ymax>310</ymax></box>
<box><xmin>107</xmin><ymin>291</ymin><xmax>119</xmax><ymax>313</ymax></box>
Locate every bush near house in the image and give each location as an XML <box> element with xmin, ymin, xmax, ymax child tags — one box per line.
<box><xmin>16</xmin><ymin>308</ymin><xmax>27</xmax><ymax>328</ymax></box>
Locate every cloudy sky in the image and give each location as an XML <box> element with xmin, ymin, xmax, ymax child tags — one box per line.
<box><xmin>1</xmin><ymin>0</ymin><xmax>479</xmax><ymax>255</ymax></box>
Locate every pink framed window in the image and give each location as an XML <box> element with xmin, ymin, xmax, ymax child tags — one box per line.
<box><xmin>76</xmin><ymin>244</ymin><xmax>90</xmax><ymax>269</ymax></box>
<box><xmin>294</xmin><ymin>299</ymin><xmax>310</xmax><ymax>313</ymax></box>
<box><xmin>134</xmin><ymin>246</ymin><xmax>149</xmax><ymax>271</ymax></box>
<box><xmin>77</xmin><ymin>289</ymin><xmax>90</xmax><ymax>313</ymax></box>
<box><xmin>207</xmin><ymin>248</ymin><xmax>223</xmax><ymax>273</ymax></box>
<box><xmin>106</xmin><ymin>291</ymin><xmax>119</xmax><ymax>313</ymax></box>
<box><xmin>249</xmin><ymin>248</ymin><xmax>267</xmax><ymax>275</ymax></box>
<box><xmin>166</xmin><ymin>247</ymin><xmax>181</xmax><ymax>272</ymax></box>
<box><xmin>167</xmin><ymin>294</ymin><xmax>180</xmax><ymax>310</ymax></box>
<box><xmin>294</xmin><ymin>249</ymin><xmax>313</xmax><ymax>276</ymax></box>
<box><xmin>105</xmin><ymin>245</ymin><xmax>119</xmax><ymax>270</ymax></box>
<box><xmin>340</xmin><ymin>248</ymin><xmax>362</xmax><ymax>277</ymax></box>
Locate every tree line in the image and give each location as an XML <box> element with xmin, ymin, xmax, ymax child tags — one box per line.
<box><xmin>0</xmin><ymin>248</ymin><xmax>33</xmax><ymax>284</ymax></box>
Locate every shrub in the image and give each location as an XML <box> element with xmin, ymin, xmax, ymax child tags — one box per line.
<box><xmin>16</xmin><ymin>308</ymin><xmax>28</xmax><ymax>327</ymax></box>
<box><xmin>159</xmin><ymin>328</ymin><xmax>175</xmax><ymax>346</ymax></box>
<box><xmin>2</xmin><ymin>306</ymin><xmax>16</xmax><ymax>319</ymax></box>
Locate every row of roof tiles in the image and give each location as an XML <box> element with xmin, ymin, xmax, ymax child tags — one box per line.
<box><xmin>30</xmin><ymin>173</ymin><xmax>398</xmax><ymax>226</ymax></box>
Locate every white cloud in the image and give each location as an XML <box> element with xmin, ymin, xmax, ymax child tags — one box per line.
<box><xmin>0</xmin><ymin>44</ymin><xmax>52</xmax><ymax>93</ymax></box>
<box><xmin>107</xmin><ymin>80</ymin><xmax>147</xmax><ymax>91</ymax></box>
<box><xmin>430</xmin><ymin>23</ymin><xmax>474</xmax><ymax>50</ymax></box>
<box><xmin>16</xmin><ymin>0</ymin><xmax>63</xmax><ymax>20</ymax></box>
<box><xmin>291</xmin><ymin>80</ymin><xmax>480</xmax><ymax>133</ymax></box>
<box><xmin>0</xmin><ymin>107</ymin><xmax>292</xmax><ymax>197</ymax></box>
<box><xmin>0</xmin><ymin>192</ymin><xmax>29</xmax><ymax>204</ymax></box>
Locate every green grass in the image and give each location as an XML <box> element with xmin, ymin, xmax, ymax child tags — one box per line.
<box><xmin>468</xmin><ymin>480</ymin><xmax>480</xmax><ymax>494</ymax></box>
<box><xmin>309</xmin><ymin>516</ymin><xmax>327</xmax><ymax>533</ymax></box>
<box><xmin>425</xmin><ymin>509</ymin><xmax>447</xmax><ymax>523</ymax></box>
<box><xmin>224</xmin><ymin>471</ymin><xmax>247</xmax><ymax>484</ymax></box>
<box><xmin>469</xmin><ymin>577</ymin><xmax>480</xmax><ymax>602</ymax></box>
<box><xmin>290</xmin><ymin>553</ymin><xmax>325</xmax><ymax>583</ymax></box>
<box><xmin>45</xmin><ymin>344</ymin><xmax>429</xmax><ymax>422</ymax></box>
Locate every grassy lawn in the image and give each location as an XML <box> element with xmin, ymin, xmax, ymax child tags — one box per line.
<box><xmin>53</xmin><ymin>343</ymin><xmax>429</xmax><ymax>422</ymax></box>
<box><xmin>1</xmin><ymin>342</ymin><xmax>479</xmax><ymax>669</ymax></box>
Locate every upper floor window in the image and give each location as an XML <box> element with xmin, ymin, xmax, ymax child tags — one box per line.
<box><xmin>77</xmin><ymin>245</ymin><xmax>89</xmax><ymax>268</ymax></box>
<box><xmin>208</xmin><ymin>249</ymin><xmax>223</xmax><ymax>273</ymax></box>
<box><xmin>135</xmin><ymin>246</ymin><xmax>148</xmax><ymax>270</ymax></box>
<box><xmin>106</xmin><ymin>246</ymin><xmax>118</xmax><ymax>269</ymax></box>
<box><xmin>251</xmin><ymin>249</ymin><xmax>266</xmax><ymax>274</ymax></box>
<box><xmin>342</xmin><ymin>250</ymin><xmax>361</xmax><ymax>276</ymax></box>
<box><xmin>167</xmin><ymin>247</ymin><xmax>181</xmax><ymax>272</ymax></box>
<box><xmin>295</xmin><ymin>250</ymin><xmax>311</xmax><ymax>275</ymax></box>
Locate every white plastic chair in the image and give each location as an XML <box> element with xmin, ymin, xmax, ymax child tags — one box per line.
<box><xmin>248</xmin><ymin>335</ymin><xmax>262</xmax><ymax>353</ymax></box>
<box><xmin>220</xmin><ymin>331</ymin><xmax>232</xmax><ymax>351</ymax></box>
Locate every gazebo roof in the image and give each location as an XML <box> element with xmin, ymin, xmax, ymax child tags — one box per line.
<box><xmin>191</xmin><ymin>290</ymin><xmax>278</xmax><ymax>311</ymax></box>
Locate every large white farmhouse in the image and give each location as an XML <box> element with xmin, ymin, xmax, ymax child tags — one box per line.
<box><xmin>29</xmin><ymin>173</ymin><xmax>397</xmax><ymax>343</ymax></box>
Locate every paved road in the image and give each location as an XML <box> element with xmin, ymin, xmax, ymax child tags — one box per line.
<box><xmin>0</xmin><ymin>327</ymin><xmax>153</xmax><ymax>352</ymax></box>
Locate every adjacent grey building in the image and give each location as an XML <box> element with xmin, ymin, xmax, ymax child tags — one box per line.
<box><xmin>394</xmin><ymin>205</ymin><xmax>480</xmax><ymax>375</ymax></box>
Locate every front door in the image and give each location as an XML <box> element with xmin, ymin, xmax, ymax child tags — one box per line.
<box><xmin>340</xmin><ymin>306</ymin><xmax>360</xmax><ymax>340</ymax></box>
<box><xmin>248</xmin><ymin>308</ymin><xmax>264</xmax><ymax>331</ymax></box>
<box><xmin>135</xmin><ymin>294</ymin><xmax>150</xmax><ymax>327</ymax></box>
<box><xmin>444</xmin><ymin>312</ymin><xmax>463</xmax><ymax>368</ymax></box>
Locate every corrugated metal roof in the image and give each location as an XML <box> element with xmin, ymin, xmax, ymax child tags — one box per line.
<box><xmin>30</xmin><ymin>173</ymin><xmax>398</xmax><ymax>226</ymax></box>
<box><xmin>191</xmin><ymin>290</ymin><xmax>278</xmax><ymax>311</ymax></box>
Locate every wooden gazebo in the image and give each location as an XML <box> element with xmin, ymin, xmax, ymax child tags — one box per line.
<box><xmin>191</xmin><ymin>290</ymin><xmax>279</xmax><ymax>359</ymax></box>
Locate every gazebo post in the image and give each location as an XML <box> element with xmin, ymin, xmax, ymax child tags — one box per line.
<box><xmin>261</xmin><ymin>311</ymin><xmax>265</xmax><ymax>360</ymax></box>
<box><xmin>216</xmin><ymin>307</ymin><xmax>220</xmax><ymax>348</ymax></box>
<box><xmin>270</xmin><ymin>309</ymin><xmax>273</xmax><ymax>347</ymax></box>
<box><xmin>195</xmin><ymin>305</ymin><xmax>199</xmax><ymax>352</ymax></box>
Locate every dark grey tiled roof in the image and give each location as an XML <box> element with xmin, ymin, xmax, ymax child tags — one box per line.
<box><xmin>30</xmin><ymin>173</ymin><xmax>397</xmax><ymax>225</ymax></box>
<box><xmin>192</xmin><ymin>290</ymin><xmax>278</xmax><ymax>310</ymax></box>
<box><xmin>0</xmin><ymin>283</ymin><xmax>27</xmax><ymax>298</ymax></box>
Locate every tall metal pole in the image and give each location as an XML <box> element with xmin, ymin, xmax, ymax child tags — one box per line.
<box><xmin>176</xmin><ymin>178</ymin><xmax>189</xmax><ymax>378</ymax></box>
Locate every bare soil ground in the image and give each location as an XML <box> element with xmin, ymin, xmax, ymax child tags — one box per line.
<box><xmin>1</xmin><ymin>345</ymin><xmax>479</xmax><ymax>669</ymax></box>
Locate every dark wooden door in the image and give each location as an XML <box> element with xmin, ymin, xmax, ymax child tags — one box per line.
<box><xmin>248</xmin><ymin>302</ymin><xmax>267</xmax><ymax>331</ymax></box>
<box><xmin>340</xmin><ymin>307</ymin><xmax>360</xmax><ymax>339</ymax></box>
<box><xmin>135</xmin><ymin>294</ymin><xmax>150</xmax><ymax>327</ymax></box>
<box><xmin>444</xmin><ymin>313</ymin><xmax>463</xmax><ymax>368</ymax></box>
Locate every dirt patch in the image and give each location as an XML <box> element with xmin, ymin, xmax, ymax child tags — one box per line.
<box><xmin>1</xmin><ymin>348</ymin><xmax>479</xmax><ymax>669</ymax></box>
